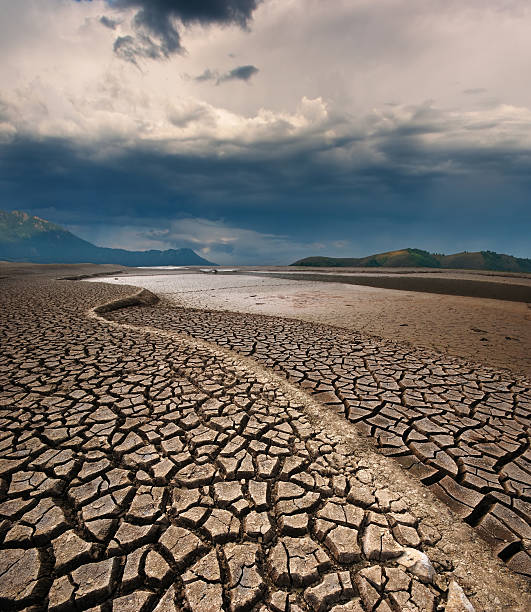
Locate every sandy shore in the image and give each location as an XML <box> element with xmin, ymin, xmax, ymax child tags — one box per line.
<box><xmin>86</xmin><ymin>269</ymin><xmax>531</xmax><ymax>378</ymax></box>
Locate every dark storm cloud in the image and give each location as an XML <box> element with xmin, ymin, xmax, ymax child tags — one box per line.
<box><xmin>1</xmin><ymin>97</ymin><xmax>530</xmax><ymax>260</ymax></box>
<box><xmin>109</xmin><ymin>0</ymin><xmax>261</xmax><ymax>26</ymax></box>
<box><xmin>194</xmin><ymin>64</ymin><xmax>259</xmax><ymax>84</ymax></box>
<box><xmin>104</xmin><ymin>0</ymin><xmax>262</xmax><ymax>61</ymax></box>
<box><xmin>2</xmin><ymin>113</ymin><xmax>531</xmax><ymax>259</ymax></box>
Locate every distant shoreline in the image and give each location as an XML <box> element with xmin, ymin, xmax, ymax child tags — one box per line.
<box><xmin>4</xmin><ymin>261</ymin><xmax>529</xmax><ymax>303</ymax></box>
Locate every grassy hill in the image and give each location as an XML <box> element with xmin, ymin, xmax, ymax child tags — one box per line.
<box><xmin>292</xmin><ymin>248</ymin><xmax>531</xmax><ymax>273</ymax></box>
<box><xmin>0</xmin><ymin>210</ymin><xmax>215</xmax><ymax>266</ymax></box>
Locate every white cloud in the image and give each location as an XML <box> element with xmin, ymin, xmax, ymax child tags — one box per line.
<box><xmin>78</xmin><ymin>216</ymin><xmax>335</xmax><ymax>264</ymax></box>
<box><xmin>1</xmin><ymin>0</ymin><xmax>531</xmax><ymax>160</ymax></box>
<box><xmin>162</xmin><ymin>217</ymin><xmax>331</xmax><ymax>265</ymax></box>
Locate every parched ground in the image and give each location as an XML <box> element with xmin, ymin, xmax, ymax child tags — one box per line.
<box><xmin>108</xmin><ymin>301</ymin><xmax>531</xmax><ymax>577</ymax></box>
<box><xmin>86</xmin><ymin>270</ymin><xmax>531</xmax><ymax>378</ymax></box>
<box><xmin>0</xmin><ymin>275</ymin><xmax>529</xmax><ymax>611</ymax></box>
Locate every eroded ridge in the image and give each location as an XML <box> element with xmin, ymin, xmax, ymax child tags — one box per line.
<box><xmin>0</xmin><ymin>278</ymin><xmax>520</xmax><ymax>611</ymax></box>
<box><xmin>106</xmin><ymin>302</ymin><xmax>531</xmax><ymax>578</ymax></box>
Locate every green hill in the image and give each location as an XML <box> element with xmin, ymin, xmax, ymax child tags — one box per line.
<box><xmin>292</xmin><ymin>248</ymin><xmax>531</xmax><ymax>273</ymax></box>
<box><xmin>0</xmin><ymin>210</ymin><xmax>215</xmax><ymax>266</ymax></box>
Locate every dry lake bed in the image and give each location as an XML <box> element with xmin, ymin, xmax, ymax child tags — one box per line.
<box><xmin>0</xmin><ymin>263</ymin><xmax>529</xmax><ymax>611</ymax></box>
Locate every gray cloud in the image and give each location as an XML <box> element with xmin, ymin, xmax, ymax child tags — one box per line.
<box><xmin>195</xmin><ymin>64</ymin><xmax>259</xmax><ymax>84</ymax></box>
<box><xmin>99</xmin><ymin>15</ymin><xmax>120</xmax><ymax>30</ymax></box>
<box><xmin>167</xmin><ymin>103</ymin><xmax>213</xmax><ymax>127</ymax></box>
<box><xmin>106</xmin><ymin>0</ymin><xmax>261</xmax><ymax>62</ymax></box>
<box><xmin>195</xmin><ymin>68</ymin><xmax>218</xmax><ymax>82</ymax></box>
<box><xmin>113</xmin><ymin>34</ymin><xmax>168</xmax><ymax>64</ymax></box>
<box><xmin>218</xmin><ymin>64</ymin><xmax>258</xmax><ymax>82</ymax></box>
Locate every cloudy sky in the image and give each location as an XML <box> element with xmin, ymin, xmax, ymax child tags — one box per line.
<box><xmin>1</xmin><ymin>0</ymin><xmax>530</xmax><ymax>264</ymax></box>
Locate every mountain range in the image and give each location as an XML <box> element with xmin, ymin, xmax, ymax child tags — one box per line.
<box><xmin>3</xmin><ymin>211</ymin><xmax>528</xmax><ymax>272</ymax></box>
<box><xmin>0</xmin><ymin>210</ymin><xmax>214</xmax><ymax>266</ymax></box>
<box><xmin>292</xmin><ymin>248</ymin><xmax>531</xmax><ymax>273</ymax></box>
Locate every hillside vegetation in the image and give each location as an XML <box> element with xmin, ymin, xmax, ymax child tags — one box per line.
<box><xmin>292</xmin><ymin>248</ymin><xmax>531</xmax><ymax>273</ymax></box>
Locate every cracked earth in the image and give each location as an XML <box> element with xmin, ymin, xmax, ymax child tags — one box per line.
<box><xmin>0</xmin><ymin>276</ymin><xmax>529</xmax><ymax>611</ymax></box>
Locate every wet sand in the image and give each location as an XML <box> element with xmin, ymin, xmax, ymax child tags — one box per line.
<box><xmin>86</xmin><ymin>270</ymin><xmax>531</xmax><ymax>379</ymax></box>
<box><xmin>249</xmin><ymin>268</ymin><xmax>531</xmax><ymax>303</ymax></box>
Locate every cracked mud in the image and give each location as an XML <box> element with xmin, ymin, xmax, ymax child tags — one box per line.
<box><xmin>0</xmin><ymin>276</ymin><xmax>529</xmax><ymax>611</ymax></box>
<box><xmin>108</xmin><ymin>300</ymin><xmax>531</xmax><ymax>580</ymax></box>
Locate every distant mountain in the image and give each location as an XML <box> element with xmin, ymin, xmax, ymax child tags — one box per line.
<box><xmin>0</xmin><ymin>210</ymin><xmax>215</xmax><ymax>266</ymax></box>
<box><xmin>292</xmin><ymin>248</ymin><xmax>531</xmax><ymax>273</ymax></box>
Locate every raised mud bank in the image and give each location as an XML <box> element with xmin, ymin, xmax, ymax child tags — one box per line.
<box><xmin>93</xmin><ymin>288</ymin><xmax>160</xmax><ymax>314</ymax></box>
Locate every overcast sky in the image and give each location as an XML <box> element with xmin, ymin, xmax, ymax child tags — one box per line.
<box><xmin>1</xmin><ymin>0</ymin><xmax>530</xmax><ymax>263</ymax></box>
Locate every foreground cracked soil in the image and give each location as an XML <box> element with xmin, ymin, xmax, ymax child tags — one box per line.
<box><xmin>107</xmin><ymin>298</ymin><xmax>531</xmax><ymax>579</ymax></box>
<box><xmin>0</xmin><ymin>278</ymin><xmax>529</xmax><ymax>611</ymax></box>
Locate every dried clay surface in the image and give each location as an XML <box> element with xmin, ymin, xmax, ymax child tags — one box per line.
<box><xmin>88</xmin><ymin>271</ymin><xmax>531</xmax><ymax>378</ymax></box>
<box><xmin>106</xmin><ymin>288</ymin><xmax>531</xmax><ymax>580</ymax></box>
<box><xmin>0</xmin><ymin>274</ymin><xmax>529</xmax><ymax>612</ymax></box>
